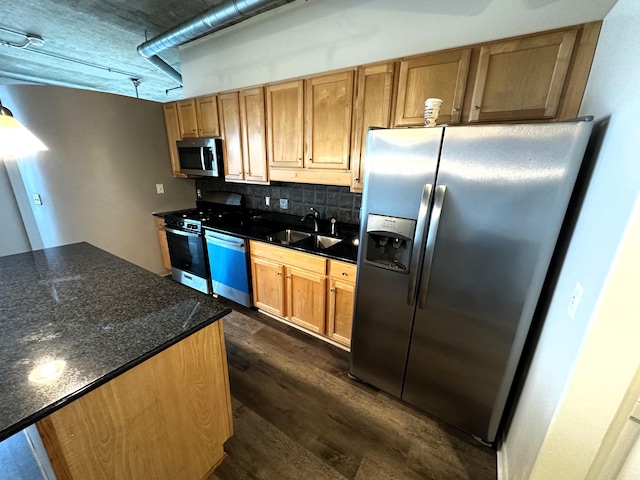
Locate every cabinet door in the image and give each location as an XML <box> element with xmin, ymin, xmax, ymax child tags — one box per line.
<box><xmin>327</xmin><ymin>278</ymin><xmax>355</xmax><ymax>347</ymax></box>
<box><xmin>239</xmin><ymin>87</ymin><xmax>269</xmax><ymax>184</ymax></box>
<box><xmin>395</xmin><ymin>50</ymin><xmax>470</xmax><ymax>127</ymax></box>
<box><xmin>351</xmin><ymin>62</ymin><xmax>394</xmax><ymax>192</ymax></box>
<box><xmin>162</xmin><ymin>103</ymin><xmax>187</xmax><ymax>178</ymax></box>
<box><xmin>196</xmin><ymin>95</ymin><xmax>220</xmax><ymax>137</ymax></box>
<box><xmin>305</xmin><ymin>71</ymin><xmax>354</xmax><ymax>170</ymax></box>
<box><xmin>155</xmin><ymin>217</ymin><xmax>171</xmax><ymax>271</ymax></box>
<box><xmin>177</xmin><ymin>99</ymin><xmax>199</xmax><ymax>138</ymax></box>
<box><xmin>250</xmin><ymin>256</ymin><xmax>285</xmax><ymax>317</ymax></box>
<box><xmin>468</xmin><ymin>29</ymin><xmax>577</xmax><ymax>122</ymax></box>
<box><xmin>286</xmin><ymin>266</ymin><xmax>326</xmax><ymax>334</ymax></box>
<box><xmin>266</xmin><ymin>80</ymin><xmax>304</xmax><ymax>169</ymax></box>
<box><xmin>218</xmin><ymin>92</ymin><xmax>244</xmax><ymax>181</ymax></box>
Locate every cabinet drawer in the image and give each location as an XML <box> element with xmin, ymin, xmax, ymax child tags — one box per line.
<box><xmin>249</xmin><ymin>240</ymin><xmax>327</xmax><ymax>275</ymax></box>
<box><xmin>328</xmin><ymin>259</ymin><xmax>357</xmax><ymax>284</ymax></box>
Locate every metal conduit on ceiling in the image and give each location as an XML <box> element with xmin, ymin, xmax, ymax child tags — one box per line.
<box><xmin>137</xmin><ymin>0</ymin><xmax>295</xmax><ymax>85</ymax></box>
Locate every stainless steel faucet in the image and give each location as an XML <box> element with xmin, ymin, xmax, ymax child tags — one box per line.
<box><xmin>301</xmin><ymin>207</ymin><xmax>320</xmax><ymax>232</ymax></box>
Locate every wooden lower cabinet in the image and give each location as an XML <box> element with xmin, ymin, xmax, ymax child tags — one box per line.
<box><xmin>36</xmin><ymin>320</ymin><xmax>233</xmax><ymax>480</ymax></box>
<box><xmin>249</xmin><ymin>241</ymin><xmax>356</xmax><ymax>347</ymax></box>
<box><xmin>326</xmin><ymin>260</ymin><xmax>357</xmax><ymax>347</ymax></box>
<box><xmin>155</xmin><ymin>217</ymin><xmax>171</xmax><ymax>271</ymax></box>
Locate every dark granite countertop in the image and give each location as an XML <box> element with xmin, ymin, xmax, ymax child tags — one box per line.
<box><xmin>0</xmin><ymin>243</ymin><xmax>231</xmax><ymax>442</ymax></box>
<box><xmin>155</xmin><ymin>208</ymin><xmax>359</xmax><ymax>263</ymax></box>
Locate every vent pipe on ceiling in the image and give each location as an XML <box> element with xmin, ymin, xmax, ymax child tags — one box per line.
<box><xmin>137</xmin><ymin>0</ymin><xmax>294</xmax><ymax>86</ymax></box>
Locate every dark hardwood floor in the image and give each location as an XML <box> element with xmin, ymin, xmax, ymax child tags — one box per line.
<box><xmin>210</xmin><ymin>301</ymin><xmax>497</xmax><ymax>480</ymax></box>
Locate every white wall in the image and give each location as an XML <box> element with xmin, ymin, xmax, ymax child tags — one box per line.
<box><xmin>501</xmin><ymin>0</ymin><xmax>640</xmax><ymax>477</ymax></box>
<box><xmin>0</xmin><ymin>160</ymin><xmax>30</xmax><ymax>256</ymax></box>
<box><xmin>180</xmin><ymin>0</ymin><xmax>616</xmax><ymax>97</ymax></box>
<box><xmin>0</xmin><ymin>85</ymin><xmax>196</xmax><ymax>274</ymax></box>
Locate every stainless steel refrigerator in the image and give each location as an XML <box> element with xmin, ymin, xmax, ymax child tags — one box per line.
<box><xmin>349</xmin><ymin>119</ymin><xmax>593</xmax><ymax>444</ymax></box>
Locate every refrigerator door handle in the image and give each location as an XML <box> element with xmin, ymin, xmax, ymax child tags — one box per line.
<box><xmin>407</xmin><ymin>183</ymin><xmax>433</xmax><ymax>306</ymax></box>
<box><xmin>418</xmin><ymin>184</ymin><xmax>447</xmax><ymax>309</ymax></box>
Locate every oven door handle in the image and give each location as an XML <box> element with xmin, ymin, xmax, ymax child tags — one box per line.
<box><xmin>164</xmin><ymin>226</ymin><xmax>201</xmax><ymax>237</ymax></box>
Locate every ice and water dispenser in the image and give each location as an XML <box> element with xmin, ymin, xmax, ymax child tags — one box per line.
<box><xmin>363</xmin><ymin>214</ymin><xmax>415</xmax><ymax>273</ymax></box>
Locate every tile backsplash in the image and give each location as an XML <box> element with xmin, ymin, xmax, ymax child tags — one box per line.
<box><xmin>195</xmin><ymin>178</ymin><xmax>362</xmax><ymax>224</ymax></box>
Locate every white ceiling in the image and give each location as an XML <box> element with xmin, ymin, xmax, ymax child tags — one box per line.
<box><xmin>0</xmin><ymin>0</ymin><xmax>250</xmax><ymax>103</ymax></box>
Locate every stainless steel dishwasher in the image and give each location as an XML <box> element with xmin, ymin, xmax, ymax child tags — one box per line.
<box><xmin>204</xmin><ymin>229</ymin><xmax>252</xmax><ymax>307</ymax></box>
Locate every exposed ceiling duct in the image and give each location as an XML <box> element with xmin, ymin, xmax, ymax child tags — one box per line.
<box><xmin>137</xmin><ymin>0</ymin><xmax>295</xmax><ymax>86</ymax></box>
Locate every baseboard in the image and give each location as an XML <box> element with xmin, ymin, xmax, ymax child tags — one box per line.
<box><xmin>257</xmin><ymin>309</ymin><xmax>350</xmax><ymax>352</ymax></box>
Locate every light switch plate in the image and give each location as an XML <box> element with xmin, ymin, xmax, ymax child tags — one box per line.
<box><xmin>32</xmin><ymin>193</ymin><xmax>42</xmax><ymax>205</ymax></box>
<box><xmin>156</xmin><ymin>183</ymin><xmax>164</xmax><ymax>194</ymax></box>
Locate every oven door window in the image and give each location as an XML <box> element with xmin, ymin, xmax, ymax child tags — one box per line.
<box><xmin>165</xmin><ymin>231</ymin><xmax>209</xmax><ymax>279</ymax></box>
<box><xmin>178</xmin><ymin>147</ymin><xmax>213</xmax><ymax>171</ymax></box>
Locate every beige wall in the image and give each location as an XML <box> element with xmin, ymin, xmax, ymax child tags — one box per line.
<box><xmin>0</xmin><ymin>159</ymin><xmax>30</xmax><ymax>256</ymax></box>
<box><xmin>501</xmin><ymin>0</ymin><xmax>640</xmax><ymax>477</ymax></box>
<box><xmin>180</xmin><ymin>0</ymin><xmax>616</xmax><ymax>97</ymax></box>
<box><xmin>0</xmin><ymin>85</ymin><xmax>196</xmax><ymax>274</ymax></box>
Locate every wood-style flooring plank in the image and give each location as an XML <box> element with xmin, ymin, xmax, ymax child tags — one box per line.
<box><xmin>210</xmin><ymin>301</ymin><xmax>497</xmax><ymax>479</ymax></box>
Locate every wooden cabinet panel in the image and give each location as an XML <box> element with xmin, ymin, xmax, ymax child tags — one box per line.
<box><xmin>218</xmin><ymin>91</ymin><xmax>244</xmax><ymax>181</ymax></box>
<box><xmin>177</xmin><ymin>99</ymin><xmax>199</xmax><ymax>138</ymax></box>
<box><xmin>239</xmin><ymin>87</ymin><xmax>269</xmax><ymax>184</ymax></box>
<box><xmin>155</xmin><ymin>217</ymin><xmax>171</xmax><ymax>271</ymax></box>
<box><xmin>266</xmin><ymin>80</ymin><xmax>304</xmax><ymax>169</ymax></box>
<box><xmin>395</xmin><ymin>50</ymin><xmax>471</xmax><ymax>126</ymax></box>
<box><xmin>305</xmin><ymin>71</ymin><xmax>354</xmax><ymax>170</ymax></box>
<box><xmin>326</xmin><ymin>259</ymin><xmax>356</xmax><ymax>347</ymax></box>
<box><xmin>468</xmin><ymin>29</ymin><xmax>577</xmax><ymax>122</ymax></box>
<box><xmin>250</xmin><ymin>256</ymin><xmax>285</xmax><ymax>317</ymax></box>
<box><xmin>196</xmin><ymin>95</ymin><xmax>220</xmax><ymax>137</ymax></box>
<box><xmin>351</xmin><ymin>62</ymin><xmax>394</xmax><ymax>192</ymax></box>
<box><xmin>286</xmin><ymin>266</ymin><xmax>326</xmax><ymax>333</ymax></box>
<box><xmin>250</xmin><ymin>241</ymin><xmax>326</xmax><ymax>275</ymax></box>
<box><xmin>37</xmin><ymin>321</ymin><xmax>232</xmax><ymax>480</ymax></box>
<box><xmin>162</xmin><ymin>103</ymin><xmax>187</xmax><ymax>178</ymax></box>
<box><xmin>327</xmin><ymin>278</ymin><xmax>355</xmax><ymax>347</ymax></box>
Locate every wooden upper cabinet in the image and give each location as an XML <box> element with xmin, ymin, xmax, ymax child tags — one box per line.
<box><xmin>162</xmin><ymin>103</ymin><xmax>187</xmax><ymax>178</ymax></box>
<box><xmin>177</xmin><ymin>99</ymin><xmax>199</xmax><ymax>138</ymax></box>
<box><xmin>266</xmin><ymin>80</ymin><xmax>304</xmax><ymax>169</ymax></box>
<box><xmin>305</xmin><ymin>71</ymin><xmax>354</xmax><ymax>170</ymax></box>
<box><xmin>217</xmin><ymin>91</ymin><xmax>244</xmax><ymax>181</ymax></box>
<box><xmin>239</xmin><ymin>87</ymin><xmax>269</xmax><ymax>184</ymax></box>
<box><xmin>351</xmin><ymin>62</ymin><xmax>394</xmax><ymax>192</ymax></box>
<box><xmin>395</xmin><ymin>50</ymin><xmax>471</xmax><ymax>126</ymax></box>
<box><xmin>468</xmin><ymin>29</ymin><xmax>578</xmax><ymax>122</ymax></box>
<box><xmin>196</xmin><ymin>95</ymin><xmax>220</xmax><ymax>137</ymax></box>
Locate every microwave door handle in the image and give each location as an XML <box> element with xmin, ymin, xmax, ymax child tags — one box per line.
<box><xmin>407</xmin><ymin>183</ymin><xmax>433</xmax><ymax>306</ymax></box>
<box><xmin>418</xmin><ymin>184</ymin><xmax>447</xmax><ymax>310</ymax></box>
<box><xmin>200</xmin><ymin>148</ymin><xmax>206</xmax><ymax>170</ymax></box>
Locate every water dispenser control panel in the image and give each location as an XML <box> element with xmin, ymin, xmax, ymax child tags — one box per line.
<box><xmin>363</xmin><ymin>214</ymin><xmax>416</xmax><ymax>273</ymax></box>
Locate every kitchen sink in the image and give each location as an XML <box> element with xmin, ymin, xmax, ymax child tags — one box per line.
<box><xmin>266</xmin><ymin>229</ymin><xmax>343</xmax><ymax>250</ymax></box>
<box><xmin>266</xmin><ymin>229</ymin><xmax>312</xmax><ymax>245</ymax></box>
<box><xmin>312</xmin><ymin>235</ymin><xmax>343</xmax><ymax>249</ymax></box>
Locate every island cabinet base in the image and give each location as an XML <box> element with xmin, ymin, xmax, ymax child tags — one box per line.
<box><xmin>36</xmin><ymin>320</ymin><xmax>233</xmax><ymax>480</ymax></box>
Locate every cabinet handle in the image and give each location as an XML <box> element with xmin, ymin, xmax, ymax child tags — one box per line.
<box><xmin>308</xmin><ymin>158</ymin><xmax>312</xmax><ymax>162</ymax></box>
<box><xmin>452</xmin><ymin>107</ymin><xmax>460</xmax><ymax>112</ymax></box>
<box><xmin>473</xmin><ymin>106</ymin><xmax>480</xmax><ymax>111</ymax></box>
<box><xmin>331</xmin><ymin>288</ymin><xmax>336</xmax><ymax>292</ymax></box>
<box><xmin>354</xmin><ymin>177</ymin><xmax>360</xmax><ymax>182</ymax></box>
<box><xmin>286</xmin><ymin>275</ymin><xmax>291</xmax><ymax>279</ymax></box>
<box><xmin>277</xmin><ymin>272</ymin><xmax>282</xmax><ymax>276</ymax></box>
<box><xmin>342</xmin><ymin>272</ymin><xmax>348</xmax><ymax>276</ymax></box>
<box><xmin>297</xmin><ymin>157</ymin><xmax>302</xmax><ymax>161</ymax></box>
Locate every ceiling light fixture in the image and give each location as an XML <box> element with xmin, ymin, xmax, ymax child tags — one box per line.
<box><xmin>0</xmin><ymin>98</ymin><xmax>48</xmax><ymax>158</ymax></box>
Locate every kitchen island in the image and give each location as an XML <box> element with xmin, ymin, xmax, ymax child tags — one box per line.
<box><xmin>0</xmin><ymin>242</ymin><xmax>233</xmax><ymax>479</ymax></box>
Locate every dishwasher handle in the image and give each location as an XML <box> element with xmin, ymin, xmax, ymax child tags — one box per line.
<box><xmin>205</xmin><ymin>231</ymin><xmax>246</xmax><ymax>252</ymax></box>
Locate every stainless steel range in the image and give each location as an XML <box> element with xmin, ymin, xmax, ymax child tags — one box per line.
<box><xmin>164</xmin><ymin>209</ymin><xmax>213</xmax><ymax>294</ymax></box>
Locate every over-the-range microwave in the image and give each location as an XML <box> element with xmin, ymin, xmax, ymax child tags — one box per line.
<box><xmin>176</xmin><ymin>138</ymin><xmax>223</xmax><ymax>177</ymax></box>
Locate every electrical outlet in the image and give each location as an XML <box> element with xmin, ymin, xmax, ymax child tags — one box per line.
<box><xmin>156</xmin><ymin>183</ymin><xmax>165</xmax><ymax>194</ymax></box>
<box><xmin>280</xmin><ymin>198</ymin><xmax>289</xmax><ymax>210</ymax></box>
<box><xmin>567</xmin><ymin>282</ymin><xmax>584</xmax><ymax>319</ymax></box>
<box><xmin>265</xmin><ymin>196</ymin><xmax>270</xmax><ymax>207</ymax></box>
<box><xmin>32</xmin><ymin>193</ymin><xmax>42</xmax><ymax>205</ymax></box>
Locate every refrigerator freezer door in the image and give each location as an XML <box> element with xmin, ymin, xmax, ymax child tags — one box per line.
<box><xmin>401</xmin><ymin>121</ymin><xmax>593</xmax><ymax>442</ymax></box>
<box><xmin>350</xmin><ymin>127</ymin><xmax>442</xmax><ymax>397</ymax></box>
